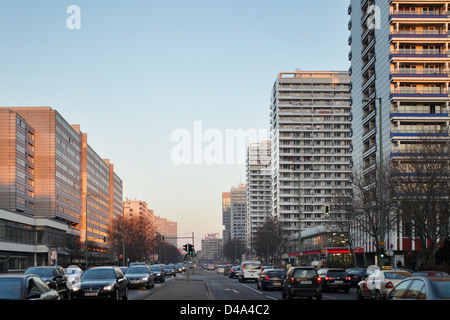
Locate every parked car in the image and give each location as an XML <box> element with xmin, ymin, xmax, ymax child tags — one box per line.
<box><xmin>257</xmin><ymin>268</ymin><xmax>286</xmax><ymax>290</ymax></box>
<box><xmin>24</xmin><ymin>265</ymin><xmax>70</xmax><ymax>299</ymax></box>
<box><xmin>125</xmin><ymin>265</ymin><xmax>154</xmax><ymax>289</ymax></box>
<box><xmin>149</xmin><ymin>265</ymin><xmax>166</xmax><ymax>282</ymax></box>
<box><xmin>317</xmin><ymin>268</ymin><xmax>351</xmax><ymax>293</ymax></box>
<box><xmin>387</xmin><ymin>276</ymin><xmax>450</xmax><ymax>300</ymax></box>
<box><xmin>0</xmin><ymin>274</ymin><xmax>60</xmax><ymax>300</ymax></box>
<box><xmin>229</xmin><ymin>266</ymin><xmax>240</xmax><ymax>279</ymax></box>
<box><xmin>282</xmin><ymin>267</ymin><xmax>322</xmax><ymax>300</ymax></box>
<box><xmin>223</xmin><ymin>265</ymin><xmax>232</xmax><ymax>276</ymax></box>
<box><xmin>357</xmin><ymin>269</ymin><xmax>413</xmax><ymax>300</ymax></box>
<box><xmin>71</xmin><ymin>266</ymin><xmax>128</xmax><ymax>300</ymax></box>
<box><xmin>239</xmin><ymin>260</ymin><xmax>262</xmax><ymax>283</ymax></box>
<box><xmin>412</xmin><ymin>271</ymin><xmax>450</xmax><ymax>277</ymax></box>
<box><xmin>346</xmin><ymin>268</ymin><xmax>367</xmax><ymax>286</ymax></box>
<box><xmin>64</xmin><ymin>265</ymin><xmax>83</xmax><ymax>289</ymax></box>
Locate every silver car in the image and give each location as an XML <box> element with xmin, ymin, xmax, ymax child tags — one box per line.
<box><xmin>125</xmin><ymin>265</ymin><xmax>155</xmax><ymax>289</ymax></box>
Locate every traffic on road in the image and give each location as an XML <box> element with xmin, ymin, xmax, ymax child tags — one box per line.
<box><xmin>0</xmin><ymin>261</ymin><xmax>449</xmax><ymax>301</ymax></box>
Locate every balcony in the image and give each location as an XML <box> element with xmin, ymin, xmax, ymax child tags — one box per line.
<box><xmin>390</xmin><ymin>10</ymin><xmax>449</xmax><ymax>19</ymax></box>
<box><xmin>390</xmin><ymin>29</ymin><xmax>450</xmax><ymax>39</ymax></box>
<box><xmin>390</xmin><ymin>68</ymin><xmax>450</xmax><ymax>79</ymax></box>
<box><xmin>391</xmin><ymin>87</ymin><xmax>449</xmax><ymax>99</ymax></box>
<box><xmin>390</xmin><ymin>48</ymin><xmax>449</xmax><ymax>59</ymax></box>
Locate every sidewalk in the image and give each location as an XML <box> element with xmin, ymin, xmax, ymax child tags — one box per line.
<box><xmin>145</xmin><ymin>278</ymin><xmax>212</xmax><ymax>300</ymax></box>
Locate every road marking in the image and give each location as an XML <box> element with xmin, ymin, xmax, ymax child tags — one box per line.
<box><xmin>242</xmin><ymin>284</ymin><xmax>279</xmax><ymax>300</ymax></box>
<box><xmin>225</xmin><ymin>288</ymin><xmax>239</xmax><ymax>294</ymax></box>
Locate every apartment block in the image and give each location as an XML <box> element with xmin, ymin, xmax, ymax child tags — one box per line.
<box><xmin>270</xmin><ymin>71</ymin><xmax>353</xmax><ymax>238</ymax></box>
<box><xmin>349</xmin><ymin>0</ymin><xmax>450</xmax><ymax>263</ymax></box>
<box><xmin>230</xmin><ymin>183</ymin><xmax>247</xmax><ymax>244</ymax></box>
<box><xmin>155</xmin><ymin>215</ymin><xmax>178</xmax><ymax>247</ymax></box>
<box><xmin>222</xmin><ymin>192</ymin><xmax>231</xmax><ymax>243</ymax></box>
<box><xmin>123</xmin><ymin>200</ymin><xmax>156</xmax><ymax>242</ymax></box>
<box><xmin>201</xmin><ymin>233</ymin><xmax>223</xmax><ymax>263</ymax></box>
<box><xmin>246</xmin><ymin>140</ymin><xmax>271</xmax><ymax>252</ymax></box>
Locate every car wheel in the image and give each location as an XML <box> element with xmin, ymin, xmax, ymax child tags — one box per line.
<box><xmin>123</xmin><ymin>287</ymin><xmax>128</xmax><ymax>300</ymax></box>
<box><xmin>281</xmin><ymin>288</ymin><xmax>286</xmax><ymax>300</ymax></box>
<box><xmin>375</xmin><ymin>290</ymin><xmax>381</xmax><ymax>300</ymax></box>
<box><xmin>357</xmin><ymin>287</ymin><xmax>364</xmax><ymax>300</ymax></box>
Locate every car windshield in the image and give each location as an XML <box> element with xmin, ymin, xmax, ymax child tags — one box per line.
<box><xmin>165</xmin><ymin>265</ymin><xmax>174</xmax><ymax>269</ymax></box>
<box><xmin>25</xmin><ymin>267</ymin><xmax>53</xmax><ymax>277</ymax></box>
<box><xmin>127</xmin><ymin>267</ymin><xmax>149</xmax><ymax>274</ymax></box>
<box><xmin>82</xmin><ymin>268</ymin><xmax>115</xmax><ymax>280</ymax></box>
<box><xmin>0</xmin><ymin>279</ymin><xmax>22</xmax><ymax>300</ymax></box>
<box><xmin>384</xmin><ymin>271</ymin><xmax>412</xmax><ymax>279</ymax></box>
<box><xmin>431</xmin><ymin>279</ymin><xmax>450</xmax><ymax>299</ymax></box>
<box><xmin>267</xmin><ymin>270</ymin><xmax>285</xmax><ymax>277</ymax></box>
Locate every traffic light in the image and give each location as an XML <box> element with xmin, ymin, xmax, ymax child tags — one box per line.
<box><xmin>380</xmin><ymin>246</ymin><xmax>385</xmax><ymax>258</ymax></box>
<box><xmin>183</xmin><ymin>244</ymin><xmax>188</xmax><ymax>252</ymax></box>
<box><xmin>324</xmin><ymin>205</ymin><xmax>330</xmax><ymax>217</ymax></box>
<box><xmin>188</xmin><ymin>244</ymin><xmax>194</xmax><ymax>256</ymax></box>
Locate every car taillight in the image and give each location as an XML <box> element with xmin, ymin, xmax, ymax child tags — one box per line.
<box><xmin>325</xmin><ymin>276</ymin><xmax>332</xmax><ymax>281</ymax></box>
<box><xmin>385</xmin><ymin>281</ymin><xmax>394</xmax><ymax>289</ymax></box>
<box><xmin>265</xmin><ymin>276</ymin><xmax>270</xmax><ymax>280</ymax></box>
<box><xmin>317</xmin><ymin>277</ymin><xmax>321</xmax><ymax>282</ymax></box>
<box><xmin>346</xmin><ymin>277</ymin><xmax>351</xmax><ymax>281</ymax></box>
<box><xmin>291</xmin><ymin>277</ymin><xmax>295</xmax><ymax>285</ymax></box>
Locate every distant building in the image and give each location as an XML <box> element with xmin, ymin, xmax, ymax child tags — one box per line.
<box><xmin>201</xmin><ymin>233</ymin><xmax>223</xmax><ymax>262</ymax></box>
<box><xmin>230</xmin><ymin>184</ymin><xmax>247</xmax><ymax>244</ymax></box>
<box><xmin>221</xmin><ymin>192</ymin><xmax>231</xmax><ymax>243</ymax></box>
<box><xmin>155</xmin><ymin>215</ymin><xmax>178</xmax><ymax>247</ymax></box>
<box><xmin>246</xmin><ymin>140</ymin><xmax>271</xmax><ymax>254</ymax></box>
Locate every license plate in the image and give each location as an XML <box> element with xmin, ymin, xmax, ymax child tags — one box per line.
<box><xmin>300</xmin><ymin>281</ymin><xmax>312</xmax><ymax>284</ymax></box>
<box><xmin>273</xmin><ymin>282</ymin><xmax>282</xmax><ymax>286</ymax></box>
<box><xmin>85</xmin><ymin>292</ymin><xmax>98</xmax><ymax>297</ymax></box>
<box><xmin>334</xmin><ymin>280</ymin><xmax>343</xmax><ymax>284</ymax></box>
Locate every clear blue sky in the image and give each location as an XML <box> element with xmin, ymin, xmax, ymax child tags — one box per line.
<box><xmin>0</xmin><ymin>0</ymin><xmax>350</xmax><ymax>248</ymax></box>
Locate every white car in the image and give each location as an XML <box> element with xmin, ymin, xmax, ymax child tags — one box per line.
<box><xmin>64</xmin><ymin>266</ymin><xmax>83</xmax><ymax>289</ymax></box>
<box><xmin>357</xmin><ymin>269</ymin><xmax>413</xmax><ymax>300</ymax></box>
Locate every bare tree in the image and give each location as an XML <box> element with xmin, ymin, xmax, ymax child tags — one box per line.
<box><xmin>252</xmin><ymin>217</ymin><xmax>289</xmax><ymax>266</ymax></box>
<box><xmin>392</xmin><ymin>138</ymin><xmax>450</xmax><ymax>266</ymax></box>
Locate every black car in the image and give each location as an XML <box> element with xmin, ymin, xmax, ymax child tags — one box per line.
<box><xmin>164</xmin><ymin>264</ymin><xmax>176</xmax><ymax>277</ymax></box>
<box><xmin>24</xmin><ymin>265</ymin><xmax>70</xmax><ymax>299</ymax></box>
<box><xmin>149</xmin><ymin>265</ymin><xmax>166</xmax><ymax>282</ymax></box>
<box><xmin>346</xmin><ymin>268</ymin><xmax>367</xmax><ymax>286</ymax></box>
<box><xmin>317</xmin><ymin>268</ymin><xmax>351</xmax><ymax>293</ymax></box>
<box><xmin>0</xmin><ymin>274</ymin><xmax>60</xmax><ymax>300</ymax></box>
<box><xmin>282</xmin><ymin>267</ymin><xmax>322</xmax><ymax>300</ymax></box>
<box><xmin>71</xmin><ymin>266</ymin><xmax>128</xmax><ymax>300</ymax></box>
<box><xmin>229</xmin><ymin>266</ymin><xmax>240</xmax><ymax>279</ymax></box>
<box><xmin>257</xmin><ymin>269</ymin><xmax>286</xmax><ymax>290</ymax></box>
<box><xmin>125</xmin><ymin>265</ymin><xmax>155</xmax><ymax>289</ymax></box>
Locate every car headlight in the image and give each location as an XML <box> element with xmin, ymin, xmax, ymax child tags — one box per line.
<box><xmin>72</xmin><ymin>285</ymin><xmax>80</xmax><ymax>292</ymax></box>
<box><xmin>141</xmin><ymin>277</ymin><xmax>148</xmax><ymax>281</ymax></box>
<box><xmin>103</xmin><ymin>285</ymin><xmax>114</xmax><ymax>291</ymax></box>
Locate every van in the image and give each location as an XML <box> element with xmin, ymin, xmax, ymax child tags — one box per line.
<box><xmin>239</xmin><ymin>260</ymin><xmax>262</xmax><ymax>283</ymax></box>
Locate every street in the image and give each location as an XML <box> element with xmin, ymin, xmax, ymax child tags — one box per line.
<box><xmin>127</xmin><ymin>267</ymin><xmax>357</xmax><ymax>301</ymax></box>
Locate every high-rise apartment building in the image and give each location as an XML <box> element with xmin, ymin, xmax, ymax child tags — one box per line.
<box><xmin>270</xmin><ymin>71</ymin><xmax>353</xmax><ymax>237</ymax></box>
<box><xmin>246</xmin><ymin>140</ymin><xmax>271</xmax><ymax>252</ymax></box>
<box><xmin>123</xmin><ymin>200</ymin><xmax>156</xmax><ymax>244</ymax></box>
<box><xmin>349</xmin><ymin>0</ymin><xmax>450</xmax><ymax>178</ymax></box>
<box><xmin>349</xmin><ymin>1</ymin><xmax>450</xmax><ymax>263</ymax></box>
<box><xmin>155</xmin><ymin>215</ymin><xmax>178</xmax><ymax>247</ymax></box>
<box><xmin>222</xmin><ymin>192</ymin><xmax>231</xmax><ymax>243</ymax></box>
<box><xmin>201</xmin><ymin>233</ymin><xmax>223</xmax><ymax>263</ymax></box>
<box><xmin>230</xmin><ymin>183</ymin><xmax>247</xmax><ymax>243</ymax></box>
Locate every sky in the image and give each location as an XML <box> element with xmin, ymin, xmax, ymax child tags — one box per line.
<box><xmin>0</xmin><ymin>0</ymin><xmax>350</xmax><ymax>249</ymax></box>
